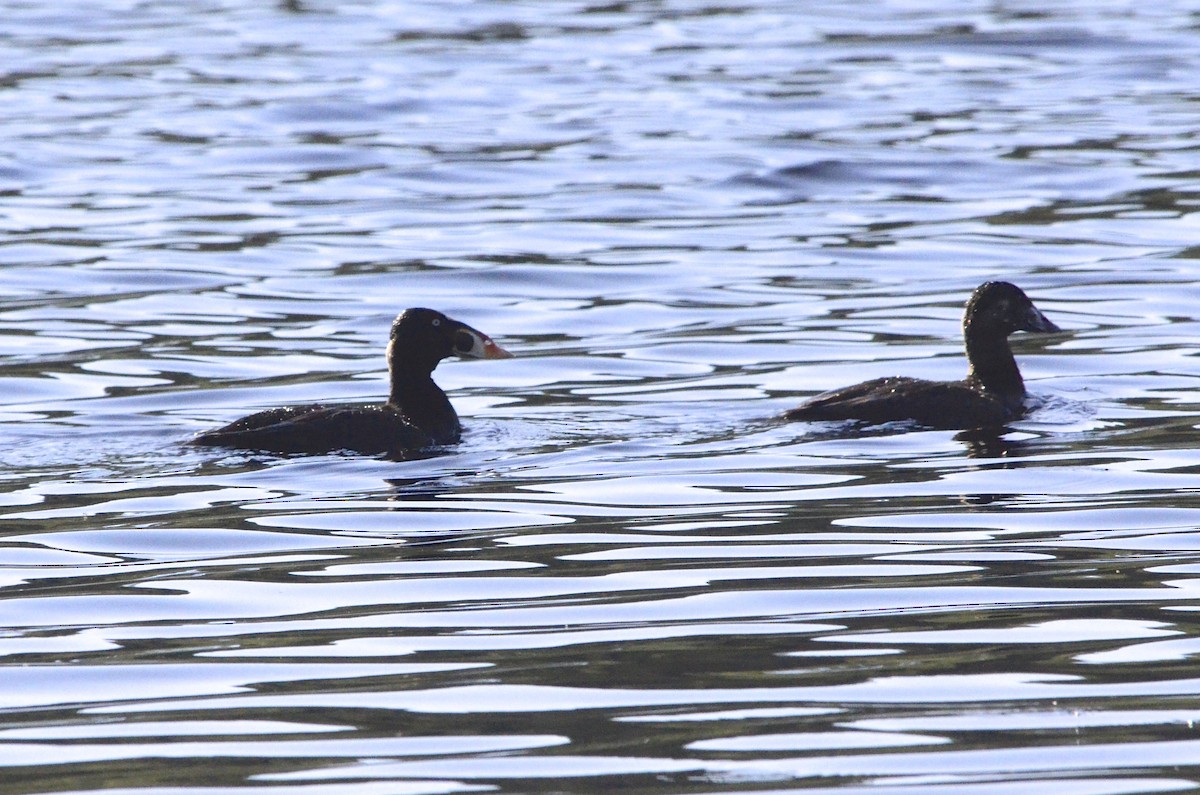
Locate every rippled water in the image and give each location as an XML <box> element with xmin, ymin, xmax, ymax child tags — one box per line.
<box><xmin>5</xmin><ymin>1</ymin><xmax>1200</xmax><ymax>793</ymax></box>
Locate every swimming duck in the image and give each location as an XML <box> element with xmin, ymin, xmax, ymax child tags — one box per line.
<box><xmin>193</xmin><ymin>308</ymin><xmax>512</xmax><ymax>456</ymax></box>
<box><xmin>784</xmin><ymin>281</ymin><xmax>1059</xmax><ymax>429</ymax></box>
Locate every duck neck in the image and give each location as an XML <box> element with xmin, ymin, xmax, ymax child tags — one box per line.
<box><xmin>965</xmin><ymin>331</ymin><xmax>1025</xmax><ymax>408</ymax></box>
<box><xmin>388</xmin><ymin>365</ymin><xmax>461</xmax><ymax>443</ymax></box>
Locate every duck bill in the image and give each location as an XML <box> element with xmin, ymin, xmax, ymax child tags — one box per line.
<box><xmin>453</xmin><ymin>326</ymin><xmax>514</xmax><ymax>360</ymax></box>
<box><xmin>1023</xmin><ymin>305</ymin><xmax>1061</xmax><ymax>334</ymax></box>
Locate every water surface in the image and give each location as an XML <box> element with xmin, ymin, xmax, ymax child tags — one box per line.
<box><xmin>4</xmin><ymin>1</ymin><xmax>1200</xmax><ymax>793</ymax></box>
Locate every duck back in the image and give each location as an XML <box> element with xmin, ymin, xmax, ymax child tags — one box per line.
<box><xmin>193</xmin><ymin>404</ymin><xmax>437</xmax><ymax>456</ymax></box>
<box><xmin>784</xmin><ymin>376</ymin><xmax>1012</xmax><ymax>429</ymax></box>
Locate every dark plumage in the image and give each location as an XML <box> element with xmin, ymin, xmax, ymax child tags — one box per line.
<box><xmin>784</xmin><ymin>281</ymin><xmax>1060</xmax><ymax>429</ymax></box>
<box><xmin>193</xmin><ymin>308</ymin><xmax>512</xmax><ymax>456</ymax></box>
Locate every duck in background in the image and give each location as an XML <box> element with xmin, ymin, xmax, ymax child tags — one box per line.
<box><xmin>784</xmin><ymin>281</ymin><xmax>1060</xmax><ymax>430</ymax></box>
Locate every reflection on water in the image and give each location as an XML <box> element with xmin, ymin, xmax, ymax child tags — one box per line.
<box><xmin>4</xmin><ymin>0</ymin><xmax>1200</xmax><ymax>793</ymax></box>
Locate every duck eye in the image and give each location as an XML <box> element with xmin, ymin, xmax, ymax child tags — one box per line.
<box><xmin>431</xmin><ymin>318</ymin><xmax>441</xmax><ymax>327</ymax></box>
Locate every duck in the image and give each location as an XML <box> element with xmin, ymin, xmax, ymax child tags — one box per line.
<box><xmin>783</xmin><ymin>281</ymin><xmax>1059</xmax><ymax>429</ymax></box>
<box><xmin>192</xmin><ymin>308</ymin><xmax>512</xmax><ymax>456</ymax></box>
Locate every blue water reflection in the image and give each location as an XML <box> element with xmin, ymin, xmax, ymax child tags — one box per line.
<box><xmin>4</xmin><ymin>0</ymin><xmax>1200</xmax><ymax>793</ymax></box>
